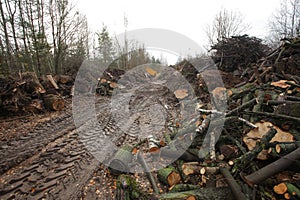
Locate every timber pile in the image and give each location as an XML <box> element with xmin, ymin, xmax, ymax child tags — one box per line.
<box><xmin>111</xmin><ymin>37</ymin><xmax>300</xmax><ymax>200</ymax></box>
<box><xmin>0</xmin><ymin>72</ymin><xmax>73</xmax><ymax>115</ymax></box>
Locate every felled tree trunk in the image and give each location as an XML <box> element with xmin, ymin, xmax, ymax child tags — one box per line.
<box><xmin>158</xmin><ymin>187</ymin><xmax>233</xmax><ymax>200</ymax></box>
<box><xmin>43</xmin><ymin>94</ymin><xmax>65</xmax><ymax>111</ymax></box>
<box><xmin>58</xmin><ymin>75</ymin><xmax>73</xmax><ymax>84</ymax></box>
<box><xmin>157</xmin><ymin>166</ymin><xmax>181</xmax><ymax>187</ymax></box>
<box><xmin>21</xmin><ymin>72</ymin><xmax>46</xmax><ymax>95</ymax></box>
<box><xmin>109</xmin><ymin>144</ymin><xmax>133</xmax><ymax>175</ymax></box>
<box><xmin>242</xmin><ymin>147</ymin><xmax>300</xmax><ymax>186</ymax></box>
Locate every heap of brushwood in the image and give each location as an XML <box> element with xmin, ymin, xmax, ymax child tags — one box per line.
<box><xmin>210</xmin><ymin>34</ymin><xmax>270</xmax><ymax>72</ymax></box>
<box><xmin>110</xmin><ymin>37</ymin><xmax>300</xmax><ymax>200</ymax></box>
<box><xmin>0</xmin><ymin>72</ymin><xmax>73</xmax><ymax>115</ymax></box>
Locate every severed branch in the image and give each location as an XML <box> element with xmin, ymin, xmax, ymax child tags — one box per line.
<box><xmin>241</xmin><ymin>147</ymin><xmax>300</xmax><ymax>187</ymax></box>
<box><xmin>220</xmin><ymin>166</ymin><xmax>247</xmax><ymax>200</ymax></box>
<box><xmin>137</xmin><ymin>151</ymin><xmax>160</xmax><ymax>194</ymax></box>
<box><xmin>233</xmin><ymin>127</ymin><xmax>277</xmax><ymax>173</ymax></box>
<box><xmin>244</xmin><ymin>110</ymin><xmax>300</xmax><ymax>124</ymax></box>
<box><xmin>225</xmin><ymin>98</ymin><xmax>257</xmax><ymax>117</ymax></box>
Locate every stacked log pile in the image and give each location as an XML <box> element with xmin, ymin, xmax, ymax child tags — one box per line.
<box><xmin>0</xmin><ymin>72</ymin><xmax>73</xmax><ymax>115</ymax></box>
<box><xmin>111</xmin><ymin>37</ymin><xmax>300</xmax><ymax>200</ymax></box>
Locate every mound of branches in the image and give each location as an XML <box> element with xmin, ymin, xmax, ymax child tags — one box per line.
<box><xmin>210</xmin><ymin>35</ymin><xmax>270</xmax><ymax>72</ymax></box>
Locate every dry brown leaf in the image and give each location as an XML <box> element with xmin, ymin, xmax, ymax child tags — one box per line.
<box><xmin>174</xmin><ymin>89</ymin><xmax>188</xmax><ymax>99</ymax></box>
<box><xmin>146</xmin><ymin>67</ymin><xmax>157</xmax><ymax>76</ymax></box>
<box><xmin>271</xmin><ymin>80</ymin><xmax>295</xmax><ymax>89</ymax></box>
<box><xmin>243</xmin><ymin>121</ymin><xmax>294</xmax><ymax>150</ymax></box>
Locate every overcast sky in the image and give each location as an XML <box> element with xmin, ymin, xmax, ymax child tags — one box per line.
<box><xmin>76</xmin><ymin>0</ymin><xmax>281</xmax><ymax>63</ymax></box>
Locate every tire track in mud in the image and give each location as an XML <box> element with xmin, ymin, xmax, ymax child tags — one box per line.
<box><xmin>0</xmin><ymin>98</ymin><xmax>111</xmax><ymax>200</ymax></box>
<box><xmin>0</xmin><ymin>83</ymin><xmax>182</xmax><ymax>200</ymax></box>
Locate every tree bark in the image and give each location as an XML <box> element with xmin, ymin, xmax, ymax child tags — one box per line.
<box><xmin>43</xmin><ymin>94</ymin><xmax>64</xmax><ymax>111</ymax></box>
<box><xmin>242</xmin><ymin>147</ymin><xmax>300</xmax><ymax>186</ymax></box>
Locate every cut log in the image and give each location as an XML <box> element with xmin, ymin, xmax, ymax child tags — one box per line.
<box><xmin>169</xmin><ymin>184</ymin><xmax>200</xmax><ymax>193</ymax></box>
<box><xmin>158</xmin><ymin>187</ymin><xmax>233</xmax><ymax>200</ymax></box>
<box><xmin>46</xmin><ymin>75</ymin><xmax>59</xmax><ymax>89</ymax></box>
<box><xmin>58</xmin><ymin>75</ymin><xmax>73</xmax><ymax>84</ymax></box>
<box><xmin>109</xmin><ymin>144</ymin><xmax>133</xmax><ymax>175</ymax></box>
<box><xmin>274</xmin><ymin>182</ymin><xmax>288</xmax><ymax>195</ymax></box>
<box><xmin>21</xmin><ymin>72</ymin><xmax>46</xmax><ymax>94</ymax></box>
<box><xmin>181</xmin><ymin>162</ymin><xmax>219</xmax><ymax>176</ymax></box>
<box><xmin>148</xmin><ymin>135</ymin><xmax>160</xmax><ymax>153</ymax></box>
<box><xmin>233</xmin><ymin>126</ymin><xmax>277</xmax><ymax>173</ymax></box>
<box><xmin>157</xmin><ymin>166</ymin><xmax>181</xmax><ymax>187</ymax></box>
<box><xmin>242</xmin><ymin>147</ymin><xmax>300</xmax><ymax>186</ymax></box>
<box><xmin>286</xmin><ymin>183</ymin><xmax>300</xmax><ymax>198</ymax></box>
<box><xmin>23</xmin><ymin>99</ymin><xmax>43</xmax><ymax>113</ymax></box>
<box><xmin>43</xmin><ymin>94</ymin><xmax>65</xmax><ymax>111</ymax></box>
<box><xmin>137</xmin><ymin>151</ymin><xmax>160</xmax><ymax>194</ymax></box>
<box><xmin>220</xmin><ymin>167</ymin><xmax>247</xmax><ymax>200</ymax></box>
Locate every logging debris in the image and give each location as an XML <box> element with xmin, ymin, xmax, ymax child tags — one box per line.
<box><xmin>109</xmin><ymin>36</ymin><xmax>300</xmax><ymax>200</ymax></box>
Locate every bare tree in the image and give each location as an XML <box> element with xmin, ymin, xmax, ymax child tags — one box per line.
<box><xmin>268</xmin><ymin>0</ymin><xmax>300</xmax><ymax>43</ymax></box>
<box><xmin>0</xmin><ymin>0</ymin><xmax>13</xmax><ymax>73</ymax></box>
<box><xmin>206</xmin><ymin>8</ymin><xmax>250</xmax><ymax>45</ymax></box>
<box><xmin>0</xmin><ymin>0</ymin><xmax>88</xmax><ymax>76</ymax></box>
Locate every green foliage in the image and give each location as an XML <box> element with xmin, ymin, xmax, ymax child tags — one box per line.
<box><xmin>97</xmin><ymin>25</ymin><xmax>115</xmax><ymax>65</ymax></box>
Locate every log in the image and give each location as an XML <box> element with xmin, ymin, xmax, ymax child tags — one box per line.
<box><xmin>228</xmin><ymin>83</ymin><xmax>256</xmax><ymax>100</ymax></box>
<box><xmin>160</xmin><ymin>147</ymin><xmax>201</xmax><ymax>162</ymax></box>
<box><xmin>245</xmin><ymin>111</ymin><xmax>300</xmax><ymax>124</ymax></box>
<box><xmin>158</xmin><ymin>187</ymin><xmax>233</xmax><ymax>200</ymax></box>
<box><xmin>58</xmin><ymin>75</ymin><xmax>73</xmax><ymax>84</ymax></box>
<box><xmin>286</xmin><ymin>183</ymin><xmax>300</xmax><ymax>198</ymax></box>
<box><xmin>21</xmin><ymin>72</ymin><xmax>46</xmax><ymax>94</ymax></box>
<box><xmin>115</xmin><ymin>174</ymin><xmax>146</xmax><ymax>200</ymax></box>
<box><xmin>233</xmin><ymin>126</ymin><xmax>277</xmax><ymax>173</ymax></box>
<box><xmin>242</xmin><ymin>147</ymin><xmax>300</xmax><ymax>186</ymax></box>
<box><xmin>226</xmin><ymin>98</ymin><xmax>257</xmax><ymax>117</ymax></box>
<box><xmin>43</xmin><ymin>94</ymin><xmax>65</xmax><ymax>111</ymax></box>
<box><xmin>181</xmin><ymin>162</ymin><xmax>219</xmax><ymax>176</ymax></box>
<box><xmin>46</xmin><ymin>74</ymin><xmax>59</xmax><ymax>89</ymax></box>
<box><xmin>169</xmin><ymin>184</ymin><xmax>200</xmax><ymax>193</ymax></box>
<box><xmin>274</xmin><ymin>182</ymin><xmax>288</xmax><ymax>195</ymax></box>
<box><xmin>23</xmin><ymin>99</ymin><xmax>44</xmax><ymax>113</ymax></box>
<box><xmin>220</xmin><ymin>167</ymin><xmax>247</xmax><ymax>200</ymax></box>
<box><xmin>137</xmin><ymin>151</ymin><xmax>160</xmax><ymax>194</ymax></box>
<box><xmin>157</xmin><ymin>166</ymin><xmax>181</xmax><ymax>187</ymax></box>
<box><xmin>109</xmin><ymin>144</ymin><xmax>133</xmax><ymax>175</ymax></box>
